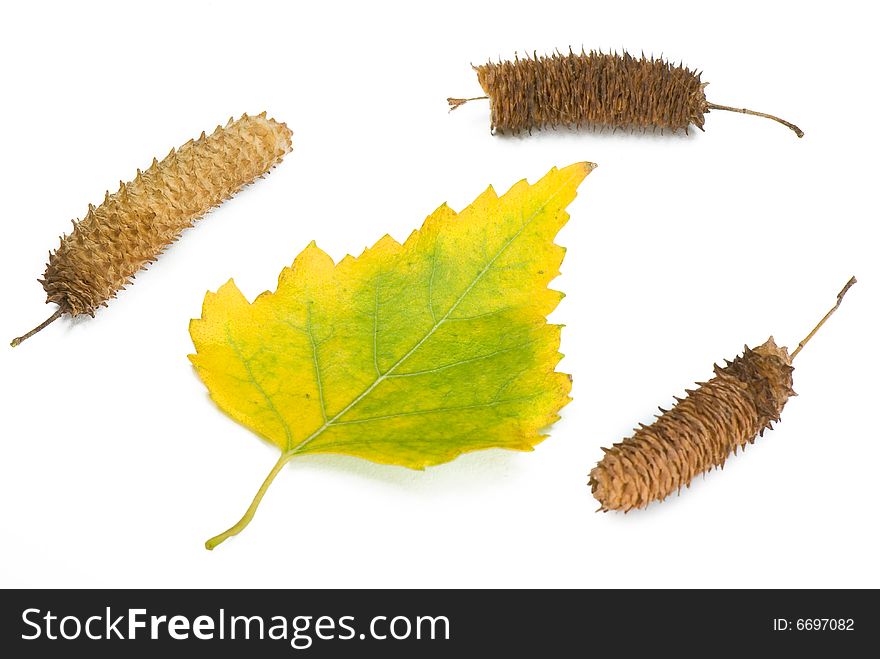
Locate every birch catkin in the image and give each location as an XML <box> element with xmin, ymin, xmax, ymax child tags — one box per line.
<box><xmin>449</xmin><ymin>49</ymin><xmax>803</xmax><ymax>138</ymax></box>
<box><xmin>590</xmin><ymin>278</ymin><xmax>856</xmax><ymax>511</ymax></box>
<box><xmin>12</xmin><ymin>112</ymin><xmax>292</xmax><ymax>346</ymax></box>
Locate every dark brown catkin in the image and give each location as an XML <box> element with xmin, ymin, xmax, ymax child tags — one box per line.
<box><xmin>11</xmin><ymin>112</ymin><xmax>292</xmax><ymax>347</ymax></box>
<box><xmin>449</xmin><ymin>49</ymin><xmax>803</xmax><ymax>137</ymax></box>
<box><xmin>590</xmin><ymin>277</ymin><xmax>856</xmax><ymax>512</ymax></box>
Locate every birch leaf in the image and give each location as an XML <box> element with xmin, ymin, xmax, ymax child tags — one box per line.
<box><xmin>190</xmin><ymin>162</ymin><xmax>594</xmax><ymax>548</ymax></box>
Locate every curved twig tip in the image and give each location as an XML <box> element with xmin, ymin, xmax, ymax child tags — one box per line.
<box><xmin>707</xmin><ymin>102</ymin><xmax>804</xmax><ymax>138</ymax></box>
<box><xmin>791</xmin><ymin>276</ymin><xmax>857</xmax><ymax>360</ymax></box>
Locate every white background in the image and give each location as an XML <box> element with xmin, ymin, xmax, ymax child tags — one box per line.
<box><xmin>1</xmin><ymin>0</ymin><xmax>877</xmax><ymax>588</ymax></box>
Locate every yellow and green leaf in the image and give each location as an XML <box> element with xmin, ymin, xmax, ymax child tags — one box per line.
<box><xmin>190</xmin><ymin>162</ymin><xmax>594</xmax><ymax>548</ymax></box>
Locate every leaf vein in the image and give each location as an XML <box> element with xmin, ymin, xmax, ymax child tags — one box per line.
<box><xmin>387</xmin><ymin>341</ymin><xmax>534</xmax><ymax>378</ymax></box>
<box><xmin>225</xmin><ymin>325</ymin><xmax>293</xmax><ymax>450</ymax></box>
<box><xmin>306</xmin><ymin>306</ymin><xmax>328</xmax><ymax>424</ymax></box>
<box><xmin>428</xmin><ymin>245</ymin><xmax>438</xmax><ymax>323</ymax></box>
<box><xmin>372</xmin><ymin>274</ymin><xmax>382</xmax><ymax>376</ymax></box>
<box><xmin>447</xmin><ymin>306</ymin><xmax>515</xmax><ymax>322</ymax></box>
<box><xmin>328</xmin><ymin>395</ymin><xmax>538</xmax><ymax>427</ymax></box>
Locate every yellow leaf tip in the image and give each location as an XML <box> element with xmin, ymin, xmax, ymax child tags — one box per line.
<box><xmin>374</xmin><ymin>233</ymin><xmax>402</xmax><ymax>251</ymax></box>
<box><xmin>559</xmin><ymin>161</ymin><xmax>595</xmax><ymax>181</ymax></box>
<box><xmin>217</xmin><ymin>278</ymin><xmax>240</xmax><ymax>294</ymax></box>
<box><xmin>297</xmin><ymin>241</ymin><xmax>334</xmax><ymax>266</ymax></box>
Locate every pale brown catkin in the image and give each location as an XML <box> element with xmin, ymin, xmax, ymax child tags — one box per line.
<box><xmin>11</xmin><ymin>112</ymin><xmax>292</xmax><ymax>347</ymax></box>
<box><xmin>449</xmin><ymin>49</ymin><xmax>803</xmax><ymax>138</ymax></box>
<box><xmin>589</xmin><ymin>277</ymin><xmax>856</xmax><ymax>511</ymax></box>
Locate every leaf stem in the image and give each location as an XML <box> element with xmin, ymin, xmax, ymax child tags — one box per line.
<box><xmin>791</xmin><ymin>276</ymin><xmax>857</xmax><ymax>361</ymax></box>
<box><xmin>205</xmin><ymin>452</ymin><xmax>293</xmax><ymax>550</ymax></box>
<box><xmin>706</xmin><ymin>102</ymin><xmax>804</xmax><ymax>138</ymax></box>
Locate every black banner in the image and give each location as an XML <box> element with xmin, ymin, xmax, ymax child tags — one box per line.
<box><xmin>0</xmin><ymin>589</ymin><xmax>874</xmax><ymax>656</ymax></box>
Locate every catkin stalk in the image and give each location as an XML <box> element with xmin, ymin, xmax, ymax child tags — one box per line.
<box><xmin>12</xmin><ymin>112</ymin><xmax>292</xmax><ymax>346</ymax></box>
